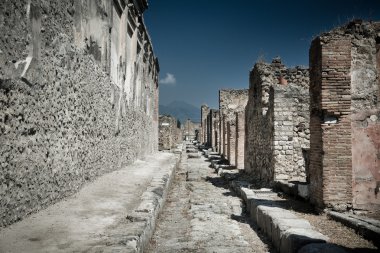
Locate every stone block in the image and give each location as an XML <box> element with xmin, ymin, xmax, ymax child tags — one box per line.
<box><xmin>280</xmin><ymin>228</ymin><xmax>328</xmax><ymax>253</ymax></box>
<box><xmin>188</xmin><ymin>153</ymin><xmax>201</xmax><ymax>159</ymax></box>
<box><xmin>272</xmin><ymin>217</ymin><xmax>312</xmax><ymax>250</ymax></box>
<box><xmin>297</xmin><ymin>243</ymin><xmax>348</xmax><ymax>253</ymax></box>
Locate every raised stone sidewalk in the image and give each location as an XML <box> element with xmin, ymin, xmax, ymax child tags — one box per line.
<box><xmin>0</xmin><ymin>150</ymin><xmax>180</xmax><ymax>253</ymax></box>
<box><xmin>229</xmin><ymin>179</ymin><xmax>347</xmax><ymax>253</ymax></box>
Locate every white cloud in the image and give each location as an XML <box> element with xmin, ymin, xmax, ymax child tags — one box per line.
<box><xmin>159</xmin><ymin>73</ymin><xmax>176</xmax><ymax>85</ymax></box>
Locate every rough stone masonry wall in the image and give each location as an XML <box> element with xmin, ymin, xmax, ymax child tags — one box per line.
<box><xmin>245</xmin><ymin>60</ymin><xmax>309</xmax><ymax>185</ymax></box>
<box><xmin>159</xmin><ymin>115</ymin><xmax>180</xmax><ymax>150</ymax></box>
<box><xmin>201</xmin><ymin>105</ymin><xmax>209</xmax><ymax>145</ymax></box>
<box><xmin>310</xmin><ymin>21</ymin><xmax>380</xmax><ymax>211</ymax></box>
<box><xmin>212</xmin><ymin>110</ymin><xmax>220</xmax><ymax>152</ymax></box>
<box><xmin>218</xmin><ymin>89</ymin><xmax>248</xmax><ymax>162</ymax></box>
<box><xmin>183</xmin><ymin>119</ymin><xmax>200</xmax><ymax>141</ymax></box>
<box><xmin>245</xmin><ymin>63</ymin><xmax>274</xmax><ymax>181</ymax></box>
<box><xmin>235</xmin><ymin>111</ymin><xmax>245</xmax><ymax>170</ymax></box>
<box><xmin>0</xmin><ymin>0</ymin><xmax>159</xmax><ymax>227</ymax></box>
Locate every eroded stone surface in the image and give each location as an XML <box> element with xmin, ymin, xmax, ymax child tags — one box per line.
<box><xmin>148</xmin><ymin>144</ymin><xmax>271</xmax><ymax>252</ymax></box>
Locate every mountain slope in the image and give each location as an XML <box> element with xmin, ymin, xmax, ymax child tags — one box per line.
<box><xmin>159</xmin><ymin>101</ymin><xmax>200</xmax><ymax>124</ymax></box>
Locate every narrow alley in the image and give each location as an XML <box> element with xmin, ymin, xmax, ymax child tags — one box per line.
<box><xmin>148</xmin><ymin>143</ymin><xmax>272</xmax><ymax>253</ymax></box>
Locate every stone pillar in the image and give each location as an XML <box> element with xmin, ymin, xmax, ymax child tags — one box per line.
<box><xmin>210</xmin><ymin>110</ymin><xmax>219</xmax><ymax>151</ymax></box>
<box><xmin>309</xmin><ymin>37</ymin><xmax>352</xmax><ymax>210</ymax></box>
<box><xmin>235</xmin><ymin>111</ymin><xmax>245</xmax><ymax>170</ymax></box>
<box><xmin>219</xmin><ymin>115</ymin><xmax>224</xmax><ymax>155</ymax></box>
<box><xmin>227</xmin><ymin>120</ymin><xmax>236</xmax><ymax>166</ymax></box>
<box><xmin>201</xmin><ymin>105</ymin><xmax>209</xmax><ymax>144</ymax></box>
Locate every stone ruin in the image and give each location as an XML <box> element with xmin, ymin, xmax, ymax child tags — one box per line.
<box><xmin>183</xmin><ymin>119</ymin><xmax>200</xmax><ymax>141</ymax></box>
<box><xmin>0</xmin><ymin>0</ymin><xmax>159</xmax><ymax>227</ymax></box>
<box><xmin>219</xmin><ymin>89</ymin><xmax>248</xmax><ymax>167</ymax></box>
<box><xmin>245</xmin><ymin>58</ymin><xmax>310</xmax><ymax>184</ymax></box>
<box><xmin>200</xmin><ymin>105</ymin><xmax>210</xmax><ymax>146</ymax></box>
<box><xmin>158</xmin><ymin>115</ymin><xmax>182</xmax><ymax>151</ymax></box>
<box><xmin>201</xmin><ymin>20</ymin><xmax>380</xmax><ymax>215</ymax></box>
<box><xmin>309</xmin><ymin>20</ymin><xmax>380</xmax><ymax>212</ymax></box>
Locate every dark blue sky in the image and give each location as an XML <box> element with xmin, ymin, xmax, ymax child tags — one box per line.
<box><xmin>144</xmin><ymin>0</ymin><xmax>380</xmax><ymax>109</ymax></box>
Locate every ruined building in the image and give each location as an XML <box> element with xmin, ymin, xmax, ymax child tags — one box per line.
<box><xmin>235</xmin><ymin>111</ymin><xmax>245</xmax><ymax>170</ymax></box>
<box><xmin>183</xmin><ymin>119</ymin><xmax>200</xmax><ymax>141</ymax></box>
<box><xmin>219</xmin><ymin>89</ymin><xmax>248</xmax><ymax>166</ymax></box>
<box><xmin>158</xmin><ymin>115</ymin><xmax>181</xmax><ymax>150</ymax></box>
<box><xmin>206</xmin><ymin>109</ymin><xmax>220</xmax><ymax>151</ymax></box>
<box><xmin>245</xmin><ymin>59</ymin><xmax>310</xmax><ymax>184</ymax></box>
<box><xmin>0</xmin><ymin>0</ymin><xmax>159</xmax><ymax>227</ymax></box>
<box><xmin>309</xmin><ymin>20</ymin><xmax>380</xmax><ymax>212</ymax></box>
<box><xmin>200</xmin><ymin>105</ymin><xmax>210</xmax><ymax>145</ymax></box>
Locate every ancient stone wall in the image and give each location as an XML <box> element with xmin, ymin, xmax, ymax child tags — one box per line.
<box><xmin>226</xmin><ymin>121</ymin><xmax>236</xmax><ymax>165</ymax></box>
<box><xmin>201</xmin><ymin>105</ymin><xmax>209</xmax><ymax>145</ymax></box>
<box><xmin>183</xmin><ymin>119</ymin><xmax>200</xmax><ymax>141</ymax></box>
<box><xmin>219</xmin><ymin>89</ymin><xmax>248</xmax><ymax>161</ymax></box>
<box><xmin>245</xmin><ymin>59</ymin><xmax>309</xmax><ymax>184</ymax></box>
<box><xmin>211</xmin><ymin>110</ymin><xmax>220</xmax><ymax>152</ymax></box>
<box><xmin>309</xmin><ymin>21</ymin><xmax>380</xmax><ymax>212</ymax></box>
<box><xmin>0</xmin><ymin>0</ymin><xmax>159</xmax><ymax>227</ymax></box>
<box><xmin>235</xmin><ymin>111</ymin><xmax>245</xmax><ymax>170</ymax></box>
<box><xmin>158</xmin><ymin>115</ymin><xmax>181</xmax><ymax>150</ymax></box>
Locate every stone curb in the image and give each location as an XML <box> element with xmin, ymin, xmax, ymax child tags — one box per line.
<box><xmin>327</xmin><ymin>211</ymin><xmax>380</xmax><ymax>248</ymax></box>
<box><xmin>229</xmin><ymin>180</ymin><xmax>348</xmax><ymax>253</ymax></box>
<box><xmin>121</xmin><ymin>151</ymin><xmax>181</xmax><ymax>252</ymax></box>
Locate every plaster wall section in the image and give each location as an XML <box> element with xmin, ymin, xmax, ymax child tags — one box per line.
<box><xmin>0</xmin><ymin>0</ymin><xmax>159</xmax><ymax>227</ymax></box>
<box><xmin>350</xmin><ymin>22</ymin><xmax>380</xmax><ymax>213</ymax></box>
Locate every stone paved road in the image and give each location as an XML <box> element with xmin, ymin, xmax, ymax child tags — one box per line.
<box><xmin>148</xmin><ymin>145</ymin><xmax>273</xmax><ymax>253</ymax></box>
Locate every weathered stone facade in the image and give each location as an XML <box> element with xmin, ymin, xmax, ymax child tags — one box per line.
<box><xmin>158</xmin><ymin>115</ymin><xmax>181</xmax><ymax>150</ymax></box>
<box><xmin>235</xmin><ymin>111</ymin><xmax>245</xmax><ymax>170</ymax></box>
<box><xmin>219</xmin><ymin>89</ymin><xmax>248</xmax><ymax>165</ymax></box>
<box><xmin>309</xmin><ymin>20</ymin><xmax>380</xmax><ymax>212</ymax></box>
<box><xmin>0</xmin><ymin>0</ymin><xmax>159</xmax><ymax>227</ymax></box>
<box><xmin>211</xmin><ymin>110</ymin><xmax>220</xmax><ymax>151</ymax></box>
<box><xmin>183</xmin><ymin>119</ymin><xmax>200</xmax><ymax>141</ymax></box>
<box><xmin>201</xmin><ymin>105</ymin><xmax>209</xmax><ymax>145</ymax></box>
<box><xmin>245</xmin><ymin>59</ymin><xmax>310</xmax><ymax>184</ymax></box>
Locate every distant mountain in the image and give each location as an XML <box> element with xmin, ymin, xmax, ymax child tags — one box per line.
<box><xmin>159</xmin><ymin>101</ymin><xmax>200</xmax><ymax>124</ymax></box>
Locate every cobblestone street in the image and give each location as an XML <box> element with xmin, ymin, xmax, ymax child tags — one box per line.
<box><xmin>148</xmin><ymin>145</ymin><xmax>272</xmax><ymax>253</ymax></box>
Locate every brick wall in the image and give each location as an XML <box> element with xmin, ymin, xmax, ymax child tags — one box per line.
<box><xmin>309</xmin><ymin>21</ymin><xmax>380</xmax><ymax>212</ymax></box>
<box><xmin>309</xmin><ymin>35</ymin><xmax>353</xmax><ymax>210</ymax></box>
